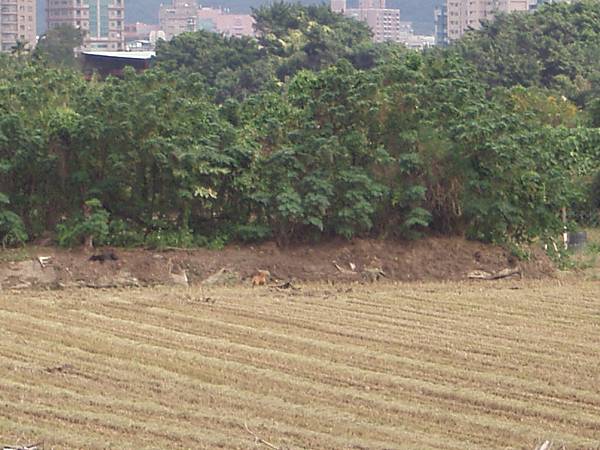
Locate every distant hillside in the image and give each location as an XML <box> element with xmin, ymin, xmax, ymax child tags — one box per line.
<box><xmin>37</xmin><ymin>0</ymin><xmax>439</xmax><ymax>35</ymax></box>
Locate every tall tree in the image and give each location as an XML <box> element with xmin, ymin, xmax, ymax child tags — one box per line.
<box><xmin>457</xmin><ymin>0</ymin><xmax>600</xmax><ymax>106</ymax></box>
<box><xmin>34</xmin><ymin>25</ymin><xmax>85</xmax><ymax>68</ymax></box>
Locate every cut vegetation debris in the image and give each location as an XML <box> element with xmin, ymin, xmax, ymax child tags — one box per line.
<box><xmin>0</xmin><ymin>282</ymin><xmax>599</xmax><ymax>449</ymax></box>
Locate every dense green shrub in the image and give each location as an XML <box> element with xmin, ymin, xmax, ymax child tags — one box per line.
<box><xmin>56</xmin><ymin>199</ymin><xmax>110</xmax><ymax>247</ymax></box>
<box><xmin>1</xmin><ymin>2</ymin><xmax>599</xmax><ymax>248</ymax></box>
<box><xmin>0</xmin><ymin>193</ymin><xmax>27</xmax><ymax>248</ymax></box>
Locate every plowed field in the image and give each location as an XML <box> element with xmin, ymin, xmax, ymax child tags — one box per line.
<box><xmin>0</xmin><ymin>282</ymin><xmax>599</xmax><ymax>449</ymax></box>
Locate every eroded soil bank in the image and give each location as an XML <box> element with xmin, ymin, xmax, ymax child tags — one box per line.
<box><xmin>0</xmin><ymin>237</ymin><xmax>555</xmax><ymax>290</ymax></box>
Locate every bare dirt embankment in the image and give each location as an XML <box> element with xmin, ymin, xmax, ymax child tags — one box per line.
<box><xmin>0</xmin><ymin>237</ymin><xmax>554</xmax><ymax>290</ymax></box>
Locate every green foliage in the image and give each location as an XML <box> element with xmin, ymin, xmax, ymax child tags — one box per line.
<box><xmin>589</xmin><ymin>170</ymin><xmax>600</xmax><ymax>212</ymax></box>
<box><xmin>155</xmin><ymin>31</ymin><xmax>272</xmax><ymax>102</ymax></box>
<box><xmin>0</xmin><ymin>193</ymin><xmax>27</xmax><ymax>248</ymax></box>
<box><xmin>56</xmin><ymin>199</ymin><xmax>109</xmax><ymax>247</ymax></box>
<box><xmin>155</xmin><ymin>3</ymin><xmax>375</xmax><ymax>102</ymax></box>
<box><xmin>571</xmin><ymin>170</ymin><xmax>600</xmax><ymax>227</ymax></box>
<box><xmin>544</xmin><ymin>240</ymin><xmax>574</xmax><ymax>270</ymax></box>
<box><xmin>205</xmin><ymin>234</ymin><xmax>230</xmax><ymax>250</ymax></box>
<box><xmin>253</xmin><ymin>2</ymin><xmax>373</xmax><ymax>76</ymax></box>
<box><xmin>587</xmin><ymin>241</ymin><xmax>600</xmax><ymax>255</ymax></box>
<box><xmin>145</xmin><ymin>227</ymin><xmax>195</xmax><ymax>250</ymax></box>
<box><xmin>457</xmin><ymin>0</ymin><xmax>600</xmax><ymax>106</ymax></box>
<box><xmin>106</xmin><ymin>219</ymin><xmax>145</xmax><ymax>247</ymax></box>
<box><xmin>33</xmin><ymin>25</ymin><xmax>84</xmax><ymax>69</ymax></box>
<box><xmin>2</xmin><ymin>1</ymin><xmax>600</xmax><ymax>248</ymax></box>
<box><xmin>232</xmin><ymin>224</ymin><xmax>272</xmax><ymax>243</ymax></box>
<box><xmin>506</xmin><ymin>243</ymin><xmax>531</xmax><ymax>262</ymax></box>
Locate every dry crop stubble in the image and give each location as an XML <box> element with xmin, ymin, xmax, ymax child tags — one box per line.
<box><xmin>0</xmin><ymin>281</ymin><xmax>599</xmax><ymax>449</ymax></box>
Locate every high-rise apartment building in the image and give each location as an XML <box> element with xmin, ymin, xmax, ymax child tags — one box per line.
<box><xmin>332</xmin><ymin>0</ymin><xmax>402</xmax><ymax>44</ymax></box>
<box><xmin>197</xmin><ymin>7</ymin><xmax>254</xmax><ymax>38</ymax></box>
<box><xmin>439</xmin><ymin>0</ymin><xmax>576</xmax><ymax>44</ymax></box>
<box><xmin>444</xmin><ymin>0</ymin><xmax>537</xmax><ymax>42</ymax></box>
<box><xmin>434</xmin><ymin>5</ymin><xmax>447</xmax><ymax>45</ymax></box>
<box><xmin>330</xmin><ymin>0</ymin><xmax>346</xmax><ymax>13</ymax></box>
<box><xmin>158</xmin><ymin>0</ymin><xmax>198</xmax><ymax>40</ymax></box>
<box><xmin>0</xmin><ymin>0</ymin><xmax>36</xmax><ymax>52</ymax></box>
<box><xmin>47</xmin><ymin>0</ymin><xmax>125</xmax><ymax>50</ymax></box>
<box><xmin>159</xmin><ymin>0</ymin><xmax>254</xmax><ymax>41</ymax></box>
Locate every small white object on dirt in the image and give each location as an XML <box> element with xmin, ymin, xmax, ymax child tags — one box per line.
<box><xmin>349</xmin><ymin>262</ymin><xmax>356</xmax><ymax>271</ymax></box>
<box><xmin>536</xmin><ymin>441</ymin><xmax>552</xmax><ymax>450</ymax></box>
<box><xmin>333</xmin><ymin>261</ymin><xmax>358</xmax><ymax>275</ymax></box>
<box><xmin>37</xmin><ymin>256</ymin><xmax>52</xmax><ymax>268</ymax></box>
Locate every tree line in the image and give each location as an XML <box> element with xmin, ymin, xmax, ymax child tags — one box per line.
<box><xmin>1</xmin><ymin>1</ymin><xmax>600</xmax><ymax>249</ymax></box>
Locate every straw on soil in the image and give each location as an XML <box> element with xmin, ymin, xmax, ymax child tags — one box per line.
<box><xmin>0</xmin><ymin>281</ymin><xmax>598</xmax><ymax>449</ymax></box>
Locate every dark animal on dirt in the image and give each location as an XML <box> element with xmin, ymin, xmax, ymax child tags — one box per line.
<box><xmin>89</xmin><ymin>251</ymin><xmax>119</xmax><ymax>263</ymax></box>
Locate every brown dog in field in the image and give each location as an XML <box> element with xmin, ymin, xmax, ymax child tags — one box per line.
<box><xmin>251</xmin><ymin>270</ymin><xmax>270</xmax><ymax>287</ymax></box>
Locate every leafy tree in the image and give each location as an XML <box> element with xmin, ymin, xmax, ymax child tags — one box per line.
<box><xmin>56</xmin><ymin>198</ymin><xmax>110</xmax><ymax>248</ymax></box>
<box><xmin>34</xmin><ymin>25</ymin><xmax>85</xmax><ymax>68</ymax></box>
<box><xmin>457</xmin><ymin>0</ymin><xmax>600</xmax><ymax>106</ymax></box>
<box><xmin>0</xmin><ymin>193</ymin><xmax>27</xmax><ymax>248</ymax></box>
<box><xmin>155</xmin><ymin>31</ymin><xmax>276</xmax><ymax>103</ymax></box>
<box><xmin>253</xmin><ymin>2</ymin><xmax>373</xmax><ymax>76</ymax></box>
<box><xmin>10</xmin><ymin>40</ymin><xmax>29</xmax><ymax>59</ymax></box>
<box><xmin>2</xmin><ymin>2</ymin><xmax>600</xmax><ymax>249</ymax></box>
<box><xmin>155</xmin><ymin>2</ymin><xmax>376</xmax><ymax>102</ymax></box>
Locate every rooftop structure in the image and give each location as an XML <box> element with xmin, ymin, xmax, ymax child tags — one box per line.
<box><xmin>81</xmin><ymin>49</ymin><xmax>154</xmax><ymax>76</ymax></box>
<box><xmin>123</xmin><ymin>21</ymin><xmax>163</xmax><ymax>50</ymax></box>
<box><xmin>397</xmin><ymin>21</ymin><xmax>435</xmax><ymax>50</ymax></box>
